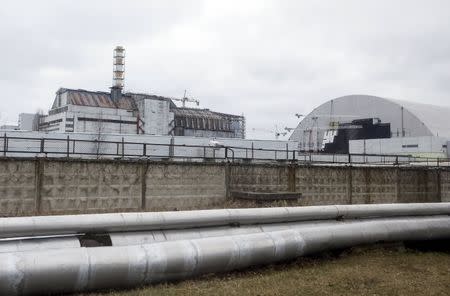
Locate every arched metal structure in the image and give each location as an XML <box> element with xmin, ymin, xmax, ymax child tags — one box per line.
<box><xmin>289</xmin><ymin>95</ymin><xmax>450</xmax><ymax>151</ymax></box>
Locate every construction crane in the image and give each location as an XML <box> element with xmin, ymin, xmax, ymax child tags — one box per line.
<box><xmin>252</xmin><ymin>126</ymin><xmax>288</xmax><ymax>140</ymax></box>
<box><xmin>170</xmin><ymin>90</ymin><xmax>200</xmax><ymax>107</ymax></box>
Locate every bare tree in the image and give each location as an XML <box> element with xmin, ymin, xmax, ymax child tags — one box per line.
<box><xmin>93</xmin><ymin>112</ymin><xmax>106</xmax><ymax>158</ymax></box>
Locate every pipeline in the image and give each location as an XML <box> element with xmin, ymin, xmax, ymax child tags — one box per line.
<box><xmin>1</xmin><ymin>203</ymin><xmax>449</xmax><ymax>239</ymax></box>
<box><xmin>0</xmin><ymin>236</ymin><xmax>80</xmax><ymax>253</ymax></box>
<box><xmin>0</xmin><ymin>216</ymin><xmax>449</xmax><ymax>295</ymax></box>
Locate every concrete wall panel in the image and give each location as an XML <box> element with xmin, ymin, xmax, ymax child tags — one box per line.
<box><xmin>296</xmin><ymin>167</ymin><xmax>349</xmax><ymax>206</ymax></box>
<box><xmin>440</xmin><ymin>170</ymin><xmax>450</xmax><ymax>202</ymax></box>
<box><xmin>0</xmin><ymin>159</ymin><xmax>36</xmax><ymax>216</ymax></box>
<box><xmin>40</xmin><ymin>161</ymin><xmax>141</xmax><ymax>214</ymax></box>
<box><xmin>145</xmin><ymin>163</ymin><xmax>226</xmax><ymax>211</ymax></box>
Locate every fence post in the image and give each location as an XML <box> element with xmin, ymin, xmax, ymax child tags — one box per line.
<box><xmin>347</xmin><ymin>166</ymin><xmax>353</xmax><ymax>204</ymax></box>
<box><xmin>143</xmin><ymin>143</ymin><xmax>147</xmax><ymax>157</ymax></box>
<box><xmin>3</xmin><ymin>133</ymin><xmax>6</xmax><ymax>156</ymax></box>
<box><xmin>251</xmin><ymin>142</ymin><xmax>254</xmax><ymax>159</ymax></box>
<box><xmin>286</xmin><ymin>143</ymin><xmax>288</xmax><ymax>161</ymax></box>
<box><xmin>169</xmin><ymin>137</ymin><xmax>175</xmax><ymax>158</ymax></box>
<box><xmin>121</xmin><ymin>137</ymin><xmax>125</xmax><ymax>158</ymax></box>
<box><xmin>66</xmin><ymin>136</ymin><xmax>70</xmax><ymax>158</ymax></box>
<box><xmin>40</xmin><ymin>138</ymin><xmax>45</xmax><ymax>154</ymax></box>
<box><xmin>348</xmin><ymin>154</ymin><xmax>351</xmax><ymax>164</ymax></box>
<box><xmin>225</xmin><ymin>147</ymin><xmax>228</xmax><ymax>159</ymax></box>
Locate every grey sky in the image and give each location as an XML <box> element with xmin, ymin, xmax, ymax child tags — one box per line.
<box><xmin>1</xmin><ymin>0</ymin><xmax>449</xmax><ymax>139</ymax></box>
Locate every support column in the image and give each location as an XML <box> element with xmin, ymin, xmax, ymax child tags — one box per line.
<box><xmin>396</xmin><ymin>167</ymin><xmax>401</xmax><ymax>203</ymax></box>
<box><xmin>225</xmin><ymin>163</ymin><xmax>231</xmax><ymax>200</ymax></box>
<box><xmin>347</xmin><ymin>166</ymin><xmax>353</xmax><ymax>204</ymax></box>
<box><xmin>287</xmin><ymin>165</ymin><xmax>296</xmax><ymax>192</ymax></box>
<box><xmin>437</xmin><ymin>169</ymin><xmax>442</xmax><ymax>202</ymax></box>
<box><xmin>140</xmin><ymin>162</ymin><xmax>149</xmax><ymax>210</ymax></box>
<box><xmin>34</xmin><ymin>158</ymin><xmax>44</xmax><ymax>214</ymax></box>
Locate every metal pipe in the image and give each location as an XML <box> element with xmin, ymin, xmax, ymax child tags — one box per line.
<box><xmin>1</xmin><ymin>203</ymin><xmax>449</xmax><ymax>239</ymax></box>
<box><xmin>0</xmin><ymin>216</ymin><xmax>448</xmax><ymax>295</ymax></box>
<box><xmin>0</xmin><ymin>236</ymin><xmax>80</xmax><ymax>253</ymax></box>
<box><xmin>0</xmin><ymin>217</ymin><xmax>435</xmax><ymax>251</ymax></box>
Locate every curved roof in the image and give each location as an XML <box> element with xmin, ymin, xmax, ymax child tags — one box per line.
<box><xmin>386</xmin><ymin>98</ymin><xmax>450</xmax><ymax>138</ymax></box>
<box><xmin>290</xmin><ymin>95</ymin><xmax>450</xmax><ymax>142</ymax></box>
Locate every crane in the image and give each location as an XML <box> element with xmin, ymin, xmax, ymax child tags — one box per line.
<box><xmin>252</xmin><ymin>126</ymin><xmax>288</xmax><ymax>140</ymax></box>
<box><xmin>170</xmin><ymin>90</ymin><xmax>200</xmax><ymax>107</ymax></box>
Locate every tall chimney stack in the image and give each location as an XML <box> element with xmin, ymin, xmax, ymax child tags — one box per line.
<box><xmin>111</xmin><ymin>46</ymin><xmax>125</xmax><ymax>101</ymax></box>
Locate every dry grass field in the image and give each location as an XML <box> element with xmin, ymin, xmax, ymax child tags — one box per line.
<box><xmin>78</xmin><ymin>244</ymin><xmax>450</xmax><ymax>296</ymax></box>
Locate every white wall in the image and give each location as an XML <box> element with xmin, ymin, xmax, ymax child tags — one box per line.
<box><xmin>349</xmin><ymin>136</ymin><xmax>448</xmax><ymax>157</ymax></box>
<box><xmin>18</xmin><ymin>113</ymin><xmax>36</xmax><ymax>131</ymax></box>
<box><xmin>0</xmin><ymin>130</ymin><xmax>298</xmax><ymax>160</ymax></box>
<box><xmin>141</xmin><ymin>99</ymin><xmax>174</xmax><ymax>135</ymax></box>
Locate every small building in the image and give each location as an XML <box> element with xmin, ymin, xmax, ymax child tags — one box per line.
<box><xmin>0</xmin><ymin>124</ymin><xmax>19</xmax><ymax>131</ymax></box>
<box><xmin>18</xmin><ymin>113</ymin><xmax>38</xmax><ymax>131</ymax></box>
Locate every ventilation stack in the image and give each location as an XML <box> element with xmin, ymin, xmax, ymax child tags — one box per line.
<box><xmin>111</xmin><ymin>46</ymin><xmax>125</xmax><ymax>101</ymax></box>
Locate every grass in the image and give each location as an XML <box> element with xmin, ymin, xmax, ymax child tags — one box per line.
<box><xmin>78</xmin><ymin>244</ymin><xmax>450</xmax><ymax>296</ymax></box>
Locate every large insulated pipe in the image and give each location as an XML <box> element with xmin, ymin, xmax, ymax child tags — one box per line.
<box><xmin>0</xmin><ymin>220</ymin><xmax>337</xmax><ymax>252</ymax></box>
<box><xmin>1</xmin><ymin>203</ymin><xmax>449</xmax><ymax>239</ymax></box>
<box><xmin>0</xmin><ymin>216</ymin><xmax>449</xmax><ymax>295</ymax></box>
<box><xmin>0</xmin><ymin>218</ymin><xmax>427</xmax><ymax>251</ymax></box>
<box><xmin>0</xmin><ymin>236</ymin><xmax>80</xmax><ymax>253</ymax></box>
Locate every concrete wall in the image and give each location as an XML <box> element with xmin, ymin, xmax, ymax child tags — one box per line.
<box><xmin>0</xmin><ymin>160</ymin><xmax>36</xmax><ymax>216</ymax></box>
<box><xmin>295</xmin><ymin>166</ymin><xmax>349</xmax><ymax>206</ymax></box>
<box><xmin>0</xmin><ymin>158</ymin><xmax>448</xmax><ymax>217</ymax></box>
<box><xmin>41</xmin><ymin>161</ymin><xmax>142</xmax><ymax>214</ymax></box>
<box><xmin>229</xmin><ymin>165</ymin><xmax>444</xmax><ymax>206</ymax></box>
<box><xmin>145</xmin><ymin>163</ymin><xmax>225</xmax><ymax>211</ymax></box>
<box><xmin>440</xmin><ymin>170</ymin><xmax>450</xmax><ymax>202</ymax></box>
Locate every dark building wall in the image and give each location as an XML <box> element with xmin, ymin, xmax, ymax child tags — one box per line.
<box><xmin>324</xmin><ymin>118</ymin><xmax>391</xmax><ymax>154</ymax></box>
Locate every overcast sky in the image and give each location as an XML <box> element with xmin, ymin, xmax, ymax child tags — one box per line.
<box><xmin>1</xmin><ymin>0</ymin><xmax>450</xmax><ymax>139</ymax></box>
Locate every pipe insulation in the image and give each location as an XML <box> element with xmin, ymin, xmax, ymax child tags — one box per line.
<box><xmin>0</xmin><ymin>236</ymin><xmax>80</xmax><ymax>253</ymax></box>
<box><xmin>0</xmin><ymin>217</ymin><xmax>438</xmax><ymax>252</ymax></box>
<box><xmin>1</xmin><ymin>203</ymin><xmax>449</xmax><ymax>239</ymax></box>
<box><xmin>0</xmin><ymin>216</ymin><xmax>449</xmax><ymax>295</ymax></box>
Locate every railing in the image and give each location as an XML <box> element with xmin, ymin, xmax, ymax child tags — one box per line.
<box><xmin>0</xmin><ymin>134</ymin><xmax>449</xmax><ymax>167</ymax></box>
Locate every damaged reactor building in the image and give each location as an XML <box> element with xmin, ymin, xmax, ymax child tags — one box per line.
<box><xmin>38</xmin><ymin>46</ymin><xmax>246</xmax><ymax>139</ymax></box>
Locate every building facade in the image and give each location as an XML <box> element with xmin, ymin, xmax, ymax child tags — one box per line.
<box><xmin>39</xmin><ymin>88</ymin><xmax>246</xmax><ymax>139</ymax></box>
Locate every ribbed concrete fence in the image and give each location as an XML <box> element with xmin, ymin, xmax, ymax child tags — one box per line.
<box><xmin>0</xmin><ymin>158</ymin><xmax>449</xmax><ymax>216</ymax></box>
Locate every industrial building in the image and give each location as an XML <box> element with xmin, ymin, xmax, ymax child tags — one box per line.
<box><xmin>38</xmin><ymin>46</ymin><xmax>246</xmax><ymax>138</ymax></box>
<box><xmin>289</xmin><ymin>95</ymin><xmax>450</xmax><ymax>157</ymax></box>
<box><xmin>0</xmin><ymin>113</ymin><xmax>36</xmax><ymax>131</ymax></box>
